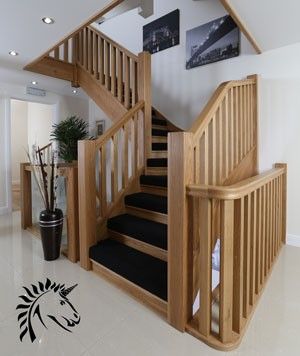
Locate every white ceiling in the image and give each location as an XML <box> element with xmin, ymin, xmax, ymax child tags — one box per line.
<box><xmin>0</xmin><ymin>0</ymin><xmax>115</xmax><ymax>96</ymax></box>
<box><xmin>228</xmin><ymin>0</ymin><xmax>300</xmax><ymax>51</ymax></box>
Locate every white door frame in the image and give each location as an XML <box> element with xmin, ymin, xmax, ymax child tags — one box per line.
<box><xmin>2</xmin><ymin>97</ymin><xmax>59</xmax><ymax>215</ymax></box>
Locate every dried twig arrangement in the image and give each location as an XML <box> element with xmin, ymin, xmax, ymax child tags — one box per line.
<box><xmin>27</xmin><ymin>143</ymin><xmax>59</xmax><ymax>213</ymax></box>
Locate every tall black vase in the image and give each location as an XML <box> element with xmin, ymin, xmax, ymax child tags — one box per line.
<box><xmin>39</xmin><ymin>209</ymin><xmax>63</xmax><ymax>261</ymax></box>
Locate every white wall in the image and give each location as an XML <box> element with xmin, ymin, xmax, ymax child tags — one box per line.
<box><xmin>27</xmin><ymin>102</ymin><xmax>54</xmax><ymax>151</ymax></box>
<box><xmin>10</xmin><ymin>100</ymin><xmax>28</xmax><ymax>184</ymax></box>
<box><xmin>0</xmin><ymin>81</ymin><xmax>89</xmax><ymax>214</ymax></box>
<box><xmin>98</xmin><ymin>0</ymin><xmax>300</xmax><ymax>241</ymax></box>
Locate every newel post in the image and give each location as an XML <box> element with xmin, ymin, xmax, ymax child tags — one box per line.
<box><xmin>138</xmin><ymin>52</ymin><xmax>152</xmax><ymax>169</ymax></box>
<box><xmin>168</xmin><ymin>132</ymin><xmax>194</xmax><ymax>331</ymax></box>
<box><xmin>78</xmin><ymin>140</ymin><xmax>97</xmax><ymax>270</ymax></box>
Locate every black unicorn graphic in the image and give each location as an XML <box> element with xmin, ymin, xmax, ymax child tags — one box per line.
<box><xmin>16</xmin><ymin>278</ymin><xmax>81</xmax><ymax>342</ymax></box>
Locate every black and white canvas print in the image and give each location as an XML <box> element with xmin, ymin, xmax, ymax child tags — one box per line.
<box><xmin>186</xmin><ymin>15</ymin><xmax>240</xmax><ymax>69</ymax></box>
<box><xmin>143</xmin><ymin>9</ymin><xmax>180</xmax><ymax>54</ymax></box>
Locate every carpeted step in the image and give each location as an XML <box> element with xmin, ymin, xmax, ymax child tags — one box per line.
<box><xmin>90</xmin><ymin>239</ymin><xmax>167</xmax><ymax>300</ymax></box>
<box><xmin>152</xmin><ymin>118</ymin><xmax>167</xmax><ymax>126</ymax></box>
<box><xmin>140</xmin><ymin>175</ymin><xmax>168</xmax><ymax>188</ymax></box>
<box><xmin>125</xmin><ymin>192</ymin><xmax>167</xmax><ymax>214</ymax></box>
<box><xmin>152</xmin><ymin>142</ymin><xmax>168</xmax><ymax>151</ymax></box>
<box><xmin>152</xmin><ymin>129</ymin><xmax>168</xmax><ymax>137</ymax></box>
<box><xmin>147</xmin><ymin>158</ymin><xmax>168</xmax><ymax>168</ymax></box>
<box><xmin>107</xmin><ymin>213</ymin><xmax>167</xmax><ymax>249</ymax></box>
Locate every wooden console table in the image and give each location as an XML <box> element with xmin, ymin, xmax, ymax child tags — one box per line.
<box><xmin>20</xmin><ymin>162</ymin><xmax>79</xmax><ymax>263</ymax></box>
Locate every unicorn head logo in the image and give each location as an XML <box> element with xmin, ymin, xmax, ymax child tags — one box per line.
<box><xmin>16</xmin><ymin>278</ymin><xmax>80</xmax><ymax>342</ymax></box>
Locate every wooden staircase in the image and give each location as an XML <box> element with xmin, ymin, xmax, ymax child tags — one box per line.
<box><xmin>24</xmin><ymin>10</ymin><xmax>287</xmax><ymax>351</ymax></box>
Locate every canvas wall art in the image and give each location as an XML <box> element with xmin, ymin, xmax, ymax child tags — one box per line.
<box><xmin>186</xmin><ymin>15</ymin><xmax>240</xmax><ymax>69</ymax></box>
<box><xmin>143</xmin><ymin>9</ymin><xmax>180</xmax><ymax>54</ymax></box>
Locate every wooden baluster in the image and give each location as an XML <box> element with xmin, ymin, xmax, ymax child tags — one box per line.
<box><xmin>261</xmin><ymin>184</ymin><xmax>266</xmax><ymax>282</ymax></box>
<box><xmin>225</xmin><ymin>94</ymin><xmax>230</xmax><ymax>177</ymax></box>
<box><xmin>111</xmin><ymin>46</ymin><xmax>117</xmax><ymax>96</ymax></box>
<box><xmin>111</xmin><ymin>134</ymin><xmax>118</xmax><ymax>200</ymax></box>
<box><xmin>105</xmin><ymin>41</ymin><xmax>111</xmax><ymax>90</ymax></box>
<box><xmin>220</xmin><ymin>200</ymin><xmax>234</xmax><ymax>343</ymax></box>
<box><xmin>212</xmin><ymin>115</ymin><xmax>217</xmax><ymax>184</ymax></box>
<box><xmin>93</xmin><ymin>32</ymin><xmax>99</xmax><ymax>79</ymax></box>
<box><xmin>88</xmin><ymin>29</ymin><xmax>93</xmax><ymax>74</ymax></box>
<box><xmin>255</xmin><ymin>187</ymin><xmax>262</xmax><ymax>294</ymax></box>
<box><xmin>243</xmin><ymin>85</ymin><xmax>247</xmax><ymax>156</ymax></box>
<box><xmin>83</xmin><ymin>28</ymin><xmax>88</xmax><ymax>70</ymax></box>
<box><xmin>100</xmin><ymin>145</ymin><xmax>107</xmax><ymax>218</ymax></box>
<box><xmin>270</xmin><ymin>180</ymin><xmax>274</xmax><ymax>264</ymax></box>
<box><xmin>124</xmin><ymin>55</ymin><xmax>131</xmax><ymax>109</ymax></box>
<box><xmin>208</xmin><ymin>121</ymin><xmax>214</xmax><ymax>184</ymax></box>
<box><xmin>239</xmin><ymin>86</ymin><xmax>243</xmax><ymax>160</ymax></box>
<box><xmin>243</xmin><ymin>194</ymin><xmax>251</xmax><ymax>317</ymax></box>
<box><xmin>131</xmin><ymin>60</ymin><xmax>138</xmax><ymax>107</ymax></box>
<box><xmin>72</xmin><ymin>35</ymin><xmax>78</xmax><ymax>64</ymax></box>
<box><xmin>219</xmin><ymin>103</ymin><xmax>223</xmax><ymax>183</ymax></box>
<box><xmin>250</xmin><ymin>191</ymin><xmax>257</xmax><ymax>305</ymax></box>
<box><xmin>233</xmin><ymin>198</ymin><xmax>244</xmax><ymax>333</ymax></box>
<box><xmin>64</xmin><ymin>40</ymin><xmax>69</xmax><ymax>62</ymax></box>
<box><xmin>198</xmin><ymin>198</ymin><xmax>212</xmax><ymax>337</ymax></box>
<box><xmin>99</xmin><ymin>37</ymin><xmax>104</xmax><ymax>84</ymax></box>
<box><xmin>234</xmin><ymin>87</ymin><xmax>239</xmax><ymax>166</ymax></box>
<box><xmin>123</xmin><ymin>124</ymin><xmax>129</xmax><ymax>188</ymax></box>
<box><xmin>265</xmin><ymin>183</ymin><xmax>270</xmax><ymax>274</ymax></box>
<box><xmin>117</xmin><ymin>49</ymin><xmax>123</xmax><ymax>102</ymax></box>
<box><xmin>133</xmin><ymin>116</ymin><xmax>138</xmax><ymax>174</ymax></box>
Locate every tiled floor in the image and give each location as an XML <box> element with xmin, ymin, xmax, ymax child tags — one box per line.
<box><xmin>0</xmin><ymin>212</ymin><xmax>299</xmax><ymax>355</ymax></box>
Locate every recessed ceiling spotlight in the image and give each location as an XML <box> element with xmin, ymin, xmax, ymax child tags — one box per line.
<box><xmin>42</xmin><ymin>17</ymin><xmax>55</xmax><ymax>25</ymax></box>
<box><xmin>9</xmin><ymin>50</ymin><xmax>18</xmax><ymax>56</ymax></box>
<box><xmin>31</xmin><ymin>81</ymin><xmax>38</xmax><ymax>85</ymax></box>
<box><xmin>72</xmin><ymin>89</ymin><xmax>77</xmax><ymax>94</ymax></box>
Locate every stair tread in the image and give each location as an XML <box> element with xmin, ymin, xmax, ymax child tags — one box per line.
<box><xmin>152</xmin><ymin>129</ymin><xmax>168</xmax><ymax>137</ymax></box>
<box><xmin>108</xmin><ymin>213</ymin><xmax>167</xmax><ymax>249</ymax></box>
<box><xmin>90</xmin><ymin>239</ymin><xmax>167</xmax><ymax>301</ymax></box>
<box><xmin>125</xmin><ymin>192</ymin><xmax>167</xmax><ymax>214</ymax></box>
<box><xmin>152</xmin><ymin>118</ymin><xmax>167</xmax><ymax>126</ymax></box>
<box><xmin>147</xmin><ymin>158</ymin><xmax>168</xmax><ymax>167</ymax></box>
<box><xmin>140</xmin><ymin>175</ymin><xmax>168</xmax><ymax>188</ymax></box>
<box><xmin>152</xmin><ymin>143</ymin><xmax>167</xmax><ymax>151</ymax></box>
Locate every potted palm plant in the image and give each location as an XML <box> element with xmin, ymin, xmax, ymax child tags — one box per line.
<box><xmin>51</xmin><ymin>116</ymin><xmax>89</xmax><ymax>162</ymax></box>
<box><xmin>28</xmin><ymin>144</ymin><xmax>62</xmax><ymax>261</ymax></box>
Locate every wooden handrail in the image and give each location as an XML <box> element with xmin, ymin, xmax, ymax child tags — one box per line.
<box><xmin>95</xmin><ymin>100</ymin><xmax>144</xmax><ymax>148</ymax></box>
<box><xmin>187</xmin><ymin>167</ymin><xmax>285</xmax><ymax>200</ymax></box>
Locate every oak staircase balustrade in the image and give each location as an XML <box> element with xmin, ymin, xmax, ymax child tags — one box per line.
<box><xmin>24</xmin><ymin>14</ymin><xmax>287</xmax><ymax>350</ymax></box>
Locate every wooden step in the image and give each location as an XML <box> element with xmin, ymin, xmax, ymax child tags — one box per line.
<box><xmin>90</xmin><ymin>239</ymin><xmax>168</xmax><ymax>311</ymax></box>
<box><xmin>152</xmin><ymin>136</ymin><xmax>167</xmax><ymax>143</ymax></box>
<box><xmin>149</xmin><ymin>151</ymin><xmax>168</xmax><ymax>159</ymax></box>
<box><xmin>146</xmin><ymin>167</ymin><xmax>168</xmax><ymax>175</ymax></box>
<box><xmin>140</xmin><ymin>175</ymin><xmax>168</xmax><ymax>196</ymax></box>
<box><xmin>152</xmin><ymin>124</ymin><xmax>168</xmax><ymax>131</ymax></box>
<box><xmin>126</xmin><ymin>205</ymin><xmax>167</xmax><ymax>224</ymax></box>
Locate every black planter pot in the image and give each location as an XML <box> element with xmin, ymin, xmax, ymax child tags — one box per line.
<box><xmin>39</xmin><ymin>209</ymin><xmax>63</xmax><ymax>261</ymax></box>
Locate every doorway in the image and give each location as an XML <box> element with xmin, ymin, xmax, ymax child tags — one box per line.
<box><xmin>10</xmin><ymin>99</ymin><xmax>55</xmax><ymax>211</ymax></box>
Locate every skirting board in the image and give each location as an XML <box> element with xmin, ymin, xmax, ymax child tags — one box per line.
<box><xmin>287</xmin><ymin>234</ymin><xmax>300</xmax><ymax>248</ymax></box>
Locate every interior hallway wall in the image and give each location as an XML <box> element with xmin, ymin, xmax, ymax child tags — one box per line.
<box><xmin>10</xmin><ymin>100</ymin><xmax>28</xmax><ymax>184</ymax></box>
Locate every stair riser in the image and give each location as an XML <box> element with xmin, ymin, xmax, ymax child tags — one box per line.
<box><xmin>149</xmin><ymin>151</ymin><xmax>168</xmax><ymax>159</ymax></box>
<box><xmin>146</xmin><ymin>168</ymin><xmax>168</xmax><ymax>175</ymax></box>
<box><xmin>152</xmin><ymin>125</ymin><xmax>168</xmax><ymax>131</ymax></box>
<box><xmin>108</xmin><ymin>230</ymin><xmax>167</xmax><ymax>262</ymax></box>
<box><xmin>152</xmin><ymin>136</ymin><xmax>168</xmax><ymax>143</ymax></box>
<box><xmin>140</xmin><ymin>185</ymin><xmax>168</xmax><ymax>197</ymax></box>
<box><xmin>126</xmin><ymin>206</ymin><xmax>167</xmax><ymax>224</ymax></box>
<box><xmin>91</xmin><ymin>260</ymin><xmax>167</xmax><ymax>315</ymax></box>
